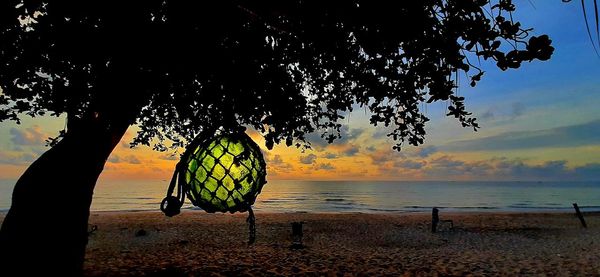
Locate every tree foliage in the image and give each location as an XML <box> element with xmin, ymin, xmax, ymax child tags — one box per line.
<box><xmin>0</xmin><ymin>0</ymin><xmax>554</xmax><ymax>152</ymax></box>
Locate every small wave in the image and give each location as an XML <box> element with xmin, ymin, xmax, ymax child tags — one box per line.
<box><xmin>399</xmin><ymin>206</ymin><xmax>499</xmax><ymax>210</ymax></box>
<box><xmin>284</xmin><ymin>197</ymin><xmax>310</xmax><ymax>201</ymax></box>
<box><xmin>324</xmin><ymin>198</ymin><xmax>345</xmax><ymax>202</ymax></box>
<box><xmin>279</xmin><ymin>197</ymin><xmax>312</xmax><ymax>201</ymax></box>
<box><xmin>94</xmin><ymin>202</ymin><xmax>140</xmax><ymax>205</ymax></box>
<box><xmin>334</xmin><ymin>206</ymin><xmax>355</xmax><ymax>210</ymax></box>
<box><xmin>93</xmin><ymin>197</ymin><xmax>156</xmax><ymax>200</ymax></box>
<box><xmin>452</xmin><ymin>206</ymin><xmax>498</xmax><ymax>210</ymax></box>
<box><xmin>260</xmin><ymin>199</ymin><xmax>292</xmax><ymax>203</ymax></box>
<box><xmin>506</xmin><ymin>205</ymin><xmax>571</xmax><ymax>210</ymax></box>
<box><xmin>367</xmin><ymin>208</ymin><xmax>403</xmax><ymax>212</ymax></box>
<box><xmin>333</xmin><ymin>202</ymin><xmax>356</xmax><ymax>206</ymax></box>
<box><xmin>403</xmin><ymin>205</ymin><xmax>435</xmax><ymax>209</ymax></box>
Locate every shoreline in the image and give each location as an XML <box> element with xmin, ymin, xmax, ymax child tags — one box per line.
<box><xmin>2</xmin><ymin>208</ymin><xmax>600</xmax><ymax>216</ymax></box>
<box><xmin>89</xmin><ymin>209</ymin><xmax>597</xmax><ymax>215</ymax></box>
<box><xmin>0</xmin><ymin>206</ymin><xmax>600</xmax><ymax>212</ymax></box>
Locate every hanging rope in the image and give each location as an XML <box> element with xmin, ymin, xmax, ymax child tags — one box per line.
<box><xmin>161</xmin><ymin>129</ymin><xmax>214</xmax><ymax>217</ymax></box>
<box><xmin>160</xmin><ymin>162</ymin><xmax>185</xmax><ymax>217</ymax></box>
<box><xmin>247</xmin><ymin>206</ymin><xmax>256</xmax><ymax>244</ymax></box>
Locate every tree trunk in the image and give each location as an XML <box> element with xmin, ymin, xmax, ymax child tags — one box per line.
<box><xmin>0</xmin><ymin>113</ymin><xmax>130</xmax><ymax>276</ymax></box>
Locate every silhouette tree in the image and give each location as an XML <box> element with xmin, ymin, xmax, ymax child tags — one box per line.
<box><xmin>0</xmin><ymin>0</ymin><xmax>554</xmax><ymax>275</ymax></box>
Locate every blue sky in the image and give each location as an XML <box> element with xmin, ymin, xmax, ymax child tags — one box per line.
<box><xmin>1</xmin><ymin>1</ymin><xmax>599</xmax><ymax>181</ymax></box>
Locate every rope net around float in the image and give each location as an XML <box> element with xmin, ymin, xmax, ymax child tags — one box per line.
<box><xmin>161</xmin><ymin>131</ymin><xmax>267</xmax><ymax>244</ymax></box>
<box><xmin>183</xmin><ymin>134</ymin><xmax>266</xmax><ymax>213</ymax></box>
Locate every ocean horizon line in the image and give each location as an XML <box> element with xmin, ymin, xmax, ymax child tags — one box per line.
<box><xmin>2</xmin><ymin>178</ymin><xmax>600</xmax><ymax>183</ymax></box>
<box><xmin>2</xmin><ymin>180</ymin><xmax>600</xmax><ymax>213</ymax></box>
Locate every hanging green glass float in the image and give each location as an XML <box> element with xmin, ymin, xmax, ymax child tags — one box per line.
<box><xmin>184</xmin><ymin>132</ymin><xmax>267</xmax><ymax>212</ymax></box>
<box><xmin>161</xmin><ymin>131</ymin><xmax>267</xmax><ymax>243</ymax></box>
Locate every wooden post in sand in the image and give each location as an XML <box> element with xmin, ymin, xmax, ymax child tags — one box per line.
<box><xmin>291</xmin><ymin>222</ymin><xmax>304</xmax><ymax>249</ymax></box>
<box><xmin>573</xmin><ymin>203</ymin><xmax>587</xmax><ymax>228</ymax></box>
<box><xmin>432</xmin><ymin>208</ymin><xmax>440</xmax><ymax>233</ymax></box>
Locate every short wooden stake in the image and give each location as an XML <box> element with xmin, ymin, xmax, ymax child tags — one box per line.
<box><xmin>291</xmin><ymin>222</ymin><xmax>304</xmax><ymax>249</ymax></box>
<box><xmin>432</xmin><ymin>208</ymin><xmax>439</xmax><ymax>233</ymax></box>
<box><xmin>573</xmin><ymin>203</ymin><xmax>587</xmax><ymax>228</ymax></box>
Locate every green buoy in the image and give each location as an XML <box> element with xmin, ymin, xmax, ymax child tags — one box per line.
<box><xmin>161</xmin><ymin>131</ymin><xmax>267</xmax><ymax>243</ymax></box>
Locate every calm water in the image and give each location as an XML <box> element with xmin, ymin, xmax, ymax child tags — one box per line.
<box><xmin>1</xmin><ymin>179</ymin><xmax>600</xmax><ymax>213</ymax></box>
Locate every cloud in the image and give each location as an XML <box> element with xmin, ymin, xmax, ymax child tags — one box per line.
<box><xmin>480</xmin><ymin>109</ymin><xmax>495</xmax><ymax>120</ymax></box>
<box><xmin>270</xmin><ymin>154</ymin><xmax>284</xmax><ymax>164</ymax></box>
<box><xmin>0</xmin><ymin>152</ymin><xmax>37</xmax><ymax>165</ymax></box>
<box><xmin>321</xmin><ymin>152</ymin><xmax>339</xmax><ymax>159</ymax></box>
<box><xmin>430</xmin><ymin>156</ymin><xmax>464</xmax><ymax>168</ymax></box>
<box><xmin>337</xmin><ymin>168</ymin><xmax>369</xmax><ymax>178</ymax></box>
<box><xmin>315</xmin><ymin>163</ymin><xmax>336</xmax><ymax>170</ymax></box>
<box><xmin>266</xmin><ymin>154</ymin><xmax>294</xmax><ymax>172</ymax></box>
<box><xmin>108</xmin><ymin>155</ymin><xmax>120</xmax><ymax>163</ymax></box>
<box><xmin>305</xmin><ymin>125</ymin><xmax>365</xmax><ymax>148</ymax></box>
<box><xmin>125</xmin><ymin>155</ymin><xmax>141</xmax><ymax>164</ymax></box>
<box><xmin>414</xmin><ymin>145</ymin><xmax>437</xmax><ymax>158</ymax></box>
<box><xmin>367</xmin><ymin>149</ymin><xmax>405</xmax><ymax>165</ymax></box>
<box><xmin>511</xmin><ymin>102</ymin><xmax>525</xmax><ymax>118</ymax></box>
<box><xmin>424</xmin><ymin>156</ymin><xmax>494</xmax><ymax>177</ymax></box>
<box><xmin>441</xmin><ymin>120</ymin><xmax>600</xmax><ymax>151</ymax></box>
<box><xmin>394</xmin><ymin>159</ymin><xmax>426</xmax><ymax>170</ymax></box>
<box><xmin>365</xmin><ymin>146</ymin><xmax>377</xmax><ymax>152</ymax></box>
<box><xmin>421</xmin><ymin>155</ymin><xmax>600</xmax><ymax>180</ymax></box>
<box><xmin>108</xmin><ymin>155</ymin><xmax>141</xmax><ymax>164</ymax></box>
<box><xmin>574</xmin><ymin>163</ymin><xmax>600</xmax><ymax>180</ymax></box>
<box><xmin>494</xmin><ymin>159</ymin><xmax>569</xmax><ymax>179</ymax></box>
<box><xmin>348</xmin><ymin>128</ymin><xmax>365</xmax><ymax>140</ymax></box>
<box><xmin>299</xmin><ymin>153</ymin><xmax>317</xmax><ymax>164</ymax></box>
<box><xmin>342</xmin><ymin>145</ymin><xmax>360</xmax><ymax>157</ymax></box>
<box><xmin>159</xmin><ymin>153</ymin><xmax>179</xmax><ymax>161</ymax></box>
<box><xmin>10</xmin><ymin>126</ymin><xmax>47</xmax><ymax>145</ymax></box>
<box><xmin>31</xmin><ymin>147</ymin><xmax>46</xmax><ymax>155</ymax></box>
<box><xmin>372</xmin><ymin>127</ymin><xmax>391</xmax><ymax>139</ymax></box>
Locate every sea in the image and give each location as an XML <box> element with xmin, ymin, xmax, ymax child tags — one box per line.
<box><xmin>1</xmin><ymin>179</ymin><xmax>600</xmax><ymax>213</ymax></box>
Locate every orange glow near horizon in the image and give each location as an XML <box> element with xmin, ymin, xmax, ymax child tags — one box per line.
<box><xmin>2</xmin><ymin>115</ymin><xmax>600</xmax><ymax>182</ymax></box>
<box><xmin>2</xmin><ymin>121</ymin><xmax>600</xmax><ymax>183</ymax></box>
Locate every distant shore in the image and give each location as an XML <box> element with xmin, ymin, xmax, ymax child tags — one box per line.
<box><xmin>5</xmin><ymin>211</ymin><xmax>597</xmax><ymax>275</ymax></box>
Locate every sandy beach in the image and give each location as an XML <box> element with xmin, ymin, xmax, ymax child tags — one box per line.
<box><xmin>3</xmin><ymin>211</ymin><xmax>600</xmax><ymax>276</ymax></box>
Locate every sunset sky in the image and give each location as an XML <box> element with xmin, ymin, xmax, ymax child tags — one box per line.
<box><xmin>1</xmin><ymin>1</ymin><xmax>599</xmax><ymax>182</ymax></box>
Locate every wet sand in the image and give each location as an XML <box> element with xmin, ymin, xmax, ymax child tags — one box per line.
<box><xmin>67</xmin><ymin>211</ymin><xmax>600</xmax><ymax>276</ymax></box>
